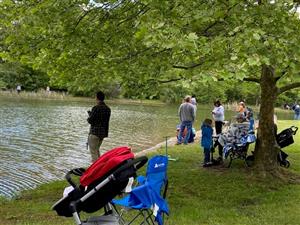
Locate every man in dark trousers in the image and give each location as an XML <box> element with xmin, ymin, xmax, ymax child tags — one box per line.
<box><xmin>87</xmin><ymin>91</ymin><xmax>111</xmax><ymax>162</ymax></box>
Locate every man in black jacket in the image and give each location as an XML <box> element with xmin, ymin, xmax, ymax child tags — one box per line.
<box><xmin>87</xmin><ymin>91</ymin><xmax>111</xmax><ymax>162</ymax></box>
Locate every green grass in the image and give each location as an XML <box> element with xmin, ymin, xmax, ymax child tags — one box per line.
<box><xmin>0</xmin><ymin>120</ymin><xmax>299</xmax><ymax>225</ymax></box>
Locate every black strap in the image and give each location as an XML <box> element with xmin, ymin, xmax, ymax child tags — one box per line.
<box><xmin>65</xmin><ymin>168</ymin><xmax>86</xmax><ymax>188</ymax></box>
<box><xmin>113</xmin><ymin>156</ymin><xmax>148</xmax><ymax>178</ymax></box>
<box><xmin>291</xmin><ymin>126</ymin><xmax>298</xmax><ymax>135</ymax></box>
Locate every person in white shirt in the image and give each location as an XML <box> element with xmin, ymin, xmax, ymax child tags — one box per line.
<box><xmin>16</xmin><ymin>85</ymin><xmax>21</xmax><ymax>94</ymax></box>
<box><xmin>191</xmin><ymin>95</ymin><xmax>197</xmax><ymax>114</ymax></box>
<box><xmin>191</xmin><ymin>95</ymin><xmax>197</xmax><ymax>106</ymax></box>
<box><xmin>212</xmin><ymin>100</ymin><xmax>225</xmax><ymax>157</ymax></box>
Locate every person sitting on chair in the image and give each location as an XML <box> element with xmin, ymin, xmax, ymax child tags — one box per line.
<box><xmin>217</xmin><ymin>113</ymin><xmax>250</xmax><ymax>148</ymax></box>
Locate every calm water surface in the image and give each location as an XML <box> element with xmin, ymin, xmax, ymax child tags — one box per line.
<box><xmin>0</xmin><ymin>97</ymin><xmax>294</xmax><ymax>198</ymax></box>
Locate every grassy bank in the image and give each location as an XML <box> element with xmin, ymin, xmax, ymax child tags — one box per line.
<box><xmin>0</xmin><ymin>90</ymin><xmax>89</xmax><ymax>104</ymax></box>
<box><xmin>0</xmin><ymin>90</ymin><xmax>167</xmax><ymax>106</ymax></box>
<box><xmin>0</xmin><ymin>120</ymin><xmax>299</xmax><ymax>225</ymax></box>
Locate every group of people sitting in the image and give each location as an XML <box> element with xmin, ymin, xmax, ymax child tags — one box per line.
<box><xmin>201</xmin><ymin>101</ymin><xmax>254</xmax><ymax>167</ymax></box>
<box><xmin>175</xmin><ymin>96</ymin><xmax>256</xmax><ymax>167</ymax></box>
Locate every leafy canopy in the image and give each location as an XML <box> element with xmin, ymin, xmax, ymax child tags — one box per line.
<box><xmin>0</xmin><ymin>0</ymin><xmax>300</xmax><ymax>97</ymax></box>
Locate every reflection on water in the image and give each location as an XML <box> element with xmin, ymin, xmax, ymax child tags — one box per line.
<box><xmin>0</xmin><ymin>97</ymin><xmax>294</xmax><ymax>198</ymax></box>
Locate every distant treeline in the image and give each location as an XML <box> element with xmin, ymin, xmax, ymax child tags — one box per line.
<box><xmin>0</xmin><ymin>62</ymin><xmax>298</xmax><ymax>106</ymax></box>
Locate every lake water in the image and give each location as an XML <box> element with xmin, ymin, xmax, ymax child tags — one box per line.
<box><xmin>0</xmin><ymin>97</ymin><xmax>294</xmax><ymax>198</ymax></box>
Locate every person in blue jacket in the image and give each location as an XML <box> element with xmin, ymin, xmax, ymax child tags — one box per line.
<box><xmin>201</xmin><ymin>118</ymin><xmax>213</xmax><ymax>166</ymax></box>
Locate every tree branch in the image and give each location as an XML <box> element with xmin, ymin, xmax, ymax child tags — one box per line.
<box><xmin>275</xmin><ymin>69</ymin><xmax>289</xmax><ymax>82</ymax></box>
<box><xmin>211</xmin><ymin>76</ymin><xmax>260</xmax><ymax>83</ymax></box>
<box><xmin>200</xmin><ymin>2</ymin><xmax>240</xmax><ymax>37</ymax></box>
<box><xmin>117</xmin><ymin>5</ymin><xmax>149</xmax><ymax>26</ymax></box>
<box><xmin>73</xmin><ymin>11</ymin><xmax>90</xmax><ymax>31</ymax></box>
<box><xmin>243</xmin><ymin>77</ymin><xmax>260</xmax><ymax>83</ymax></box>
<box><xmin>158</xmin><ymin>77</ymin><xmax>185</xmax><ymax>83</ymax></box>
<box><xmin>148</xmin><ymin>75</ymin><xmax>185</xmax><ymax>84</ymax></box>
<box><xmin>277</xmin><ymin>82</ymin><xmax>300</xmax><ymax>95</ymax></box>
<box><xmin>172</xmin><ymin>63</ymin><xmax>203</xmax><ymax>70</ymax></box>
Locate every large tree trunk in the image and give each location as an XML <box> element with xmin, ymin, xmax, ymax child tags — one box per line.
<box><xmin>253</xmin><ymin>65</ymin><xmax>279</xmax><ymax>174</ymax></box>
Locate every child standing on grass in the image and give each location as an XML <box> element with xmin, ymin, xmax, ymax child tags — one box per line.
<box><xmin>201</xmin><ymin>118</ymin><xmax>213</xmax><ymax>167</ymax></box>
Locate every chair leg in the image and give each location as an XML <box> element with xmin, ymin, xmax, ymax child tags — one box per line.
<box><xmin>111</xmin><ymin>204</ymin><xmax>127</xmax><ymax>225</ymax></box>
<box><xmin>227</xmin><ymin>157</ymin><xmax>233</xmax><ymax>168</ymax></box>
<box><xmin>145</xmin><ymin>210</ymin><xmax>155</xmax><ymax>225</ymax></box>
<box><xmin>104</xmin><ymin>203</ymin><xmax>113</xmax><ymax>215</ymax></box>
<box><xmin>139</xmin><ymin>210</ymin><xmax>154</xmax><ymax>225</ymax></box>
<box><xmin>128</xmin><ymin>211</ymin><xmax>144</xmax><ymax>225</ymax></box>
<box><xmin>112</xmin><ymin>205</ymin><xmax>165</xmax><ymax>225</ymax></box>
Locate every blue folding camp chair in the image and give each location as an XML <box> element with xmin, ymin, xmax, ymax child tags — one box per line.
<box><xmin>111</xmin><ymin>155</ymin><xmax>169</xmax><ymax>225</ymax></box>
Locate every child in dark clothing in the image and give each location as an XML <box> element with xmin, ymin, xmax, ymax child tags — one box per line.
<box><xmin>201</xmin><ymin>118</ymin><xmax>213</xmax><ymax>166</ymax></box>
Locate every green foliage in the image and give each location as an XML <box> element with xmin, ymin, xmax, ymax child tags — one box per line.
<box><xmin>159</xmin><ymin>84</ymin><xmax>191</xmax><ymax>103</ymax></box>
<box><xmin>0</xmin><ymin>0</ymin><xmax>299</xmax><ymax>102</ymax></box>
<box><xmin>0</xmin><ymin>79</ymin><xmax>7</xmax><ymax>89</ymax></box>
<box><xmin>0</xmin><ymin>62</ymin><xmax>49</xmax><ymax>91</ymax></box>
<box><xmin>277</xmin><ymin>89</ymin><xmax>300</xmax><ymax>106</ymax></box>
<box><xmin>157</xmin><ymin>80</ymin><xmax>261</xmax><ymax>105</ymax></box>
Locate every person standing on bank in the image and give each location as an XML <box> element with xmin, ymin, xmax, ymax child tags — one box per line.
<box><xmin>201</xmin><ymin>118</ymin><xmax>213</xmax><ymax>166</ymax></box>
<box><xmin>294</xmin><ymin>104</ymin><xmax>300</xmax><ymax>120</ymax></box>
<box><xmin>177</xmin><ymin>95</ymin><xmax>195</xmax><ymax>145</ymax></box>
<box><xmin>87</xmin><ymin>91</ymin><xmax>111</xmax><ymax>162</ymax></box>
<box><xmin>191</xmin><ymin>95</ymin><xmax>197</xmax><ymax>114</ymax></box>
<box><xmin>212</xmin><ymin>100</ymin><xmax>225</xmax><ymax>158</ymax></box>
<box><xmin>212</xmin><ymin>100</ymin><xmax>225</xmax><ymax>134</ymax></box>
<box><xmin>16</xmin><ymin>85</ymin><xmax>21</xmax><ymax>94</ymax></box>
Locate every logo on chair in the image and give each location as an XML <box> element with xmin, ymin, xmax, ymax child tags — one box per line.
<box><xmin>154</xmin><ymin>163</ymin><xmax>165</xmax><ymax>168</ymax></box>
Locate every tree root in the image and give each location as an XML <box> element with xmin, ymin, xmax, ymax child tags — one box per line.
<box><xmin>250</xmin><ymin>165</ymin><xmax>300</xmax><ymax>184</ymax></box>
